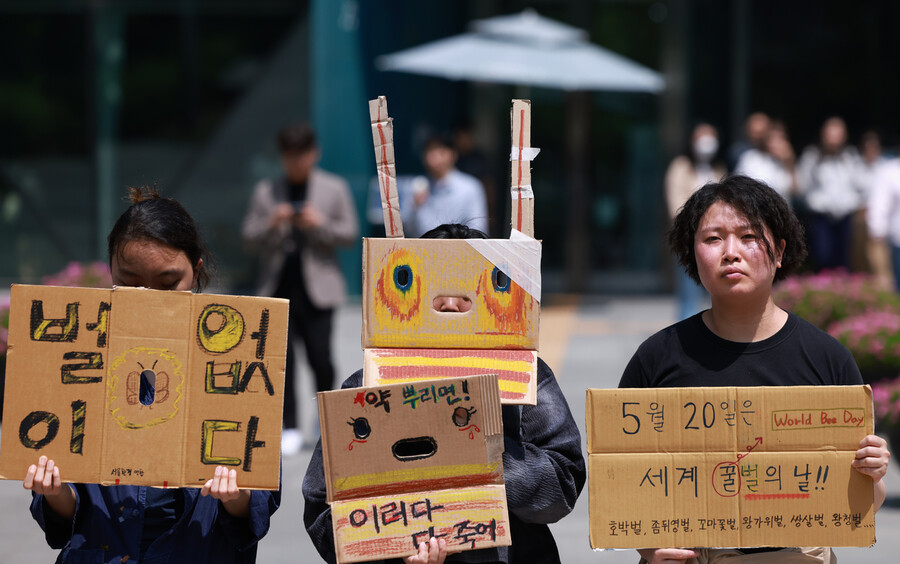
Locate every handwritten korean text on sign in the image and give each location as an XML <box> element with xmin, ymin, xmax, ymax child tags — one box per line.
<box><xmin>586</xmin><ymin>386</ymin><xmax>875</xmax><ymax>549</ymax></box>
<box><xmin>0</xmin><ymin>285</ymin><xmax>288</xmax><ymax>489</ymax></box>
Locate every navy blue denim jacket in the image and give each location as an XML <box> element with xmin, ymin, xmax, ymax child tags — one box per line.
<box><xmin>302</xmin><ymin>358</ymin><xmax>585</xmax><ymax>563</ymax></box>
<box><xmin>31</xmin><ymin>483</ymin><xmax>279</xmax><ymax>563</ymax></box>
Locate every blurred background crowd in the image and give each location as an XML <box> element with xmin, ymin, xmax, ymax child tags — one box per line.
<box><xmin>4</xmin><ymin>0</ymin><xmax>900</xmax><ymax>434</ymax></box>
<box><xmin>2</xmin><ymin>0</ymin><xmax>900</xmax><ymax>297</ymax></box>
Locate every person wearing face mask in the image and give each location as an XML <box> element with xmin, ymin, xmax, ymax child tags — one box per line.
<box><xmin>665</xmin><ymin>123</ymin><xmax>726</xmax><ymax>320</ymax></box>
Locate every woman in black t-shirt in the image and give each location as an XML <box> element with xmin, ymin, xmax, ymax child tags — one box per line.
<box><xmin>620</xmin><ymin>176</ymin><xmax>890</xmax><ymax>564</ymax></box>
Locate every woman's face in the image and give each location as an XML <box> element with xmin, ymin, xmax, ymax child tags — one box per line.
<box><xmin>111</xmin><ymin>239</ymin><xmax>200</xmax><ymax>291</ymax></box>
<box><xmin>694</xmin><ymin>201</ymin><xmax>784</xmax><ymax>305</ymax></box>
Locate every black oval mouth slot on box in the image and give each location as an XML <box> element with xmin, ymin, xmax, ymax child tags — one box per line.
<box><xmin>392</xmin><ymin>436</ymin><xmax>438</xmax><ymax>461</ymax></box>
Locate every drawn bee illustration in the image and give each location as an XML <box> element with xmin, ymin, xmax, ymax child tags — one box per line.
<box><xmin>126</xmin><ymin>360</ymin><xmax>170</xmax><ymax>407</ymax></box>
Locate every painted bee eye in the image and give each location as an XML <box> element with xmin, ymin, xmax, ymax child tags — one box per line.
<box><xmin>453</xmin><ymin>406</ymin><xmax>476</xmax><ymax>427</ymax></box>
<box><xmin>491</xmin><ymin>267</ymin><xmax>510</xmax><ymax>293</ymax></box>
<box><xmin>349</xmin><ymin>417</ymin><xmax>371</xmax><ymax>440</ymax></box>
<box><xmin>393</xmin><ymin>265</ymin><xmax>413</xmax><ymax>292</ymax></box>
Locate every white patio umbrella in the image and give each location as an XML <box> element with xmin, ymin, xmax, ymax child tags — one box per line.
<box><xmin>376</xmin><ymin>9</ymin><xmax>665</xmax><ymax>291</ymax></box>
<box><xmin>376</xmin><ymin>9</ymin><xmax>665</xmax><ymax>93</ymax></box>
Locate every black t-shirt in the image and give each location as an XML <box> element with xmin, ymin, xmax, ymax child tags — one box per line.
<box><xmin>619</xmin><ymin>311</ymin><xmax>862</xmax><ymax>389</ymax></box>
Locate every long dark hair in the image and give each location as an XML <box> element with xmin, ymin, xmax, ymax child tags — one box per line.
<box><xmin>107</xmin><ymin>186</ymin><xmax>212</xmax><ymax>291</ymax></box>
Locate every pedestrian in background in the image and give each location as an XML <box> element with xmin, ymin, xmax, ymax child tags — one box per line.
<box><xmin>726</xmin><ymin>112</ymin><xmax>770</xmax><ymax>172</ymax></box>
<box><xmin>735</xmin><ymin>119</ymin><xmax>797</xmax><ymax>202</ymax></box>
<box><xmin>867</xmin><ymin>144</ymin><xmax>900</xmax><ymax>291</ymax></box>
<box><xmin>242</xmin><ymin>123</ymin><xmax>359</xmax><ymax>455</ymax></box>
<box><xmin>665</xmin><ymin>122</ymin><xmax>725</xmax><ymax>320</ymax></box>
<box><xmin>796</xmin><ymin>116</ymin><xmax>865</xmax><ymax>271</ymax></box>
<box><xmin>856</xmin><ymin>130</ymin><xmax>889</xmax><ymax>275</ymax></box>
<box><xmin>412</xmin><ymin>135</ymin><xmax>488</xmax><ymax>236</ymax></box>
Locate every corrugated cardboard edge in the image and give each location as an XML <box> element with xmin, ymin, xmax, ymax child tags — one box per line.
<box><xmin>317</xmin><ymin>387</ymin><xmax>337</xmax><ymax>504</ymax></box>
<box><xmin>480</xmin><ymin>374</ymin><xmax>506</xmax><ymax>469</ymax></box>
<box><xmin>361</xmin><ymin>238</ymin><xmax>371</xmax><ymax>350</ymax></box>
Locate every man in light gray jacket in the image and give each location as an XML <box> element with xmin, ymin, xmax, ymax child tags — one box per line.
<box><xmin>242</xmin><ymin>123</ymin><xmax>358</xmax><ymax>454</ymax></box>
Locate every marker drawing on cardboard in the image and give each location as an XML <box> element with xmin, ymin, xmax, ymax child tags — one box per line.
<box><xmin>586</xmin><ymin>386</ymin><xmax>877</xmax><ymax>549</ymax></box>
<box><xmin>362</xmin><ymin>96</ymin><xmax>542</xmax><ymax>406</ymax></box>
<box><xmin>0</xmin><ymin>285</ymin><xmax>288</xmax><ymax>490</ymax></box>
<box><xmin>318</xmin><ymin>374</ymin><xmax>509</xmax><ymax>562</ymax></box>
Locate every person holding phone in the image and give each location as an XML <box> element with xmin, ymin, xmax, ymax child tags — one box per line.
<box><xmin>242</xmin><ymin>123</ymin><xmax>359</xmax><ymax>455</ymax></box>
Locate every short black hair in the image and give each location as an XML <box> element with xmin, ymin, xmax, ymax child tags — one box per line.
<box><xmin>108</xmin><ymin>186</ymin><xmax>212</xmax><ymax>291</ymax></box>
<box><xmin>422</xmin><ymin>134</ymin><xmax>455</xmax><ymax>153</ymax></box>
<box><xmin>668</xmin><ymin>175</ymin><xmax>806</xmax><ymax>284</ymax></box>
<box><xmin>420</xmin><ymin>223</ymin><xmax>487</xmax><ymax>240</ymax></box>
<box><xmin>276</xmin><ymin>122</ymin><xmax>317</xmax><ymax>153</ymax></box>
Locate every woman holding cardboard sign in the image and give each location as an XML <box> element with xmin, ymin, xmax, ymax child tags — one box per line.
<box><xmin>619</xmin><ymin>176</ymin><xmax>890</xmax><ymax>564</ymax></box>
<box><xmin>23</xmin><ymin>187</ymin><xmax>280</xmax><ymax>563</ymax></box>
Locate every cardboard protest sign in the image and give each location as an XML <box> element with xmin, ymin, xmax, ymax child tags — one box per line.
<box><xmin>0</xmin><ymin>284</ymin><xmax>288</xmax><ymax>490</ymax></box>
<box><xmin>318</xmin><ymin>374</ymin><xmax>510</xmax><ymax>562</ymax></box>
<box><xmin>361</xmin><ymin>97</ymin><xmax>542</xmax><ymax>405</ymax></box>
<box><xmin>586</xmin><ymin>386</ymin><xmax>876</xmax><ymax>549</ymax></box>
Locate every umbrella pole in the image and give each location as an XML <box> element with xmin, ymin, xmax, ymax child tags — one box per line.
<box><xmin>564</xmin><ymin>91</ymin><xmax>591</xmax><ymax>293</ymax></box>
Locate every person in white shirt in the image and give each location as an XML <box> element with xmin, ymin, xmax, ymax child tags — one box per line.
<box><xmin>735</xmin><ymin>120</ymin><xmax>797</xmax><ymax>201</ymax></box>
<box><xmin>413</xmin><ymin>135</ymin><xmax>489</xmax><ymax>236</ymax></box>
<box><xmin>796</xmin><ymin>116</ymin><xmax>864</xmax><ymax>271</ymax></box>
<box><xmin>867</xmin><ymin>156</ymin><xmax>900</xmax><ymax>290</ymax></box>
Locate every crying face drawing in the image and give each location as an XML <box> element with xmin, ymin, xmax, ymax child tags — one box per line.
<box><xmin>363</xmin><ymin>238</ymin><xmax>540</xmax><ymax>405</ymax></box>
<box><xmin>322</xmin><ymin>377</ymin><xmax>501</xmax><ymax>502</ymax></box>
<box><xmin>366</xmin><ymin>240</ymin><xmax>538</xmax><ymax>350</ymax></box>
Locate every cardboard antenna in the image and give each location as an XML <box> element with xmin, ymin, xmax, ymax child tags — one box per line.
<box><xmin>368</xmin><ymin>96</ymin><xmax>404</xmax><ymax>238</ymax></box>
<box><xmin>510</xmin><ymin>99</ymin><xmax>538</xmax><ymax>238</ymax></box>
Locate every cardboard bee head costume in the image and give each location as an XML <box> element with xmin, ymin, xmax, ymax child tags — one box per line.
<box><xmin>363</xmin><ymin>96</ymin><xmax>542</xmax><ymax>405</ymax></box>
<box><xmin>315</xmin><ymin>97</ymin><xmax>542</xmax><ymax>562</ymax></box>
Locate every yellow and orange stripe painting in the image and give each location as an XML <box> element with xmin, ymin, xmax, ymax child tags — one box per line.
<box><xmin>331</xmin><ymin>462</ymin><xmax>503</xmax><ymax>501</ymax></box>
<box><xmin>364</xmin><ymin>348</ymin><xmax>537</xmax><ymax>405</ymax></box>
